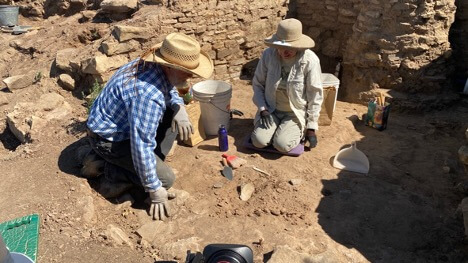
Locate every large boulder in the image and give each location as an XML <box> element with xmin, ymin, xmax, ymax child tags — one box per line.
<box><xmin>81</xmin><ymin>55</ymin><xmax>128</xmax><ymax>75</ymax></box>
<box><xmin>6</xmin><ymin>93</ymin><xmax>72</xmax><ymax>143</ymax></box>
<box><xmin>100</xmin><ymin>39</ymin><xmax>140</xmax><ymax>56</ymax></box>
<box><xmin>113</xmin><ymin>25</ymin><xmax>150</xmax><ymax>42</ymax></box>
<box><xmin>100</xmin><ymin>0</ymin><xmax>138</xmax><ymax>13</ymax></box>
<box><xmin>2</xmin><ymin>74</ymin><xmax>36</xmax><ymax>91</ymax></box>
<box><xmin>55</xmin><ymin>48</ymin><xmax>80</xmax><ymax>73</ymax></box>
<box><xmin>58</xmin><ymin>74</ymin><xmax>75</xmax><ymax>91</ymax></box>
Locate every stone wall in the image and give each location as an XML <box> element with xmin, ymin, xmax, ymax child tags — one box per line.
<box><xmin>6</xmin><ymin>0</ymin><xmax>466</xmax><ymax>102</ymax></box>
<box><xmin>7</xmin><ymin>0</ymin><xmax>288</xmax><ymax>81</ymax></box>
<box><xmin>150</xmin><ymin>0</ymin><xmax>288</xmax><ymax>80</ymax></box>
<box><xmin>293</xmin><ymin>0</ymin><xmax>457</xmax><ymax>102</ymax></box>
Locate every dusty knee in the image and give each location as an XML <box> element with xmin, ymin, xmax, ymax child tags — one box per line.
<box><xmin>251</xmin><ymin>133</ymin><xmax>271</xmax><ymax>148</ymax></box>
<box><xmin>273</xmin><ymin>137</ymin><xmax>298</xmax><ymax>153</ymax></box>
<box><xmin>156</xmin><ymin>161</ymin><xmax>176</xmax><ymax>189</ymax></box>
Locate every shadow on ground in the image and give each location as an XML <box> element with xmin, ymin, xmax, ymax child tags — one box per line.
<box><xmin>57</xmin><ymin>136</ymin><xmax>148</xmax><ymax>207</ymax></box>
<box><xmin>317</xmin><ymin>109</ymin><xmax>467</xmax><ymax>262</ymax></box>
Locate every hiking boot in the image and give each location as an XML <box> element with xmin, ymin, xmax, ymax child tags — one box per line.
<box><xmin>81</xmin><ymin>159</ymin><xmax>105</xmax><ymax>178</ymax></box>
<box><xmin>76</xmin><ymin>145</ymin><xmax>93</xmax><ymax>166</ymax></box>
<box><xmin>97</xmin><ymin>175</ymin><xmax>133</xmax><ymax>199</ymax></box>
<box><xmin>77</xmin><ymin>145</ymin><xmax>105</xmax><ymax>178</ymax></box>
<box><xmin>96</xmin><ymin>163</ymin><xmax>134</xmax><ymax>199</ymax></box>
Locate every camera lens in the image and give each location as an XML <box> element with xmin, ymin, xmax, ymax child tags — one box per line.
<box><xmin>206</xmin><ymin>250</ymin><xmax>248</xmax><ymax>263</ymax></box>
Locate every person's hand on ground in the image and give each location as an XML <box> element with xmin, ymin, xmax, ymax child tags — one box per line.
<box><xmin>171</xmin><ymin>104</ymin><xmax>194</xmax><ymax>141</ymax></box>
<box><xmin>306</xmin><ymin>129</ymin><xmax>317</xmax><ymax>148</ymax></box>
<box><xmin>260</xmin><ymin>110</ymin><xmax>274</xmax><ymax>129</ymax></box>
<box><xmin>148</xmin><ymin>187</ymin><xmax>171</xmax><ymax>221</ymax></box>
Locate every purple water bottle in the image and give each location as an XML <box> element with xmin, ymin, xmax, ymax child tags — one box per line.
<box><xmin>218</xmin><ymin>125</ymin><xmax>228</xmax><ymax>152</ymax></box>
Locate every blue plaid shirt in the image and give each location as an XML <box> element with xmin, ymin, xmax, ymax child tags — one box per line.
<box><xmin>87</xmin><ymin>59</ymin><xmax>183</xmax><ymax>192</ymax></box>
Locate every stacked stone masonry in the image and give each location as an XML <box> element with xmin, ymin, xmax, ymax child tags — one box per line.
<box><xmin>4</xmin><ymin>0</ymin><xmax>467</xmax><ymax>101</ymax></box>
<box><xmin>294</xmin><ymin>0</ymin><xmax>458</xmax><ymax>101</ymax></box>
<box><xmin>152</xmin><ymin>0</ymin><xmax>289</xmax><ymax>80</ymax></box>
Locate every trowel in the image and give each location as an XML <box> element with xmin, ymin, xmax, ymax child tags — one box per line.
<box><xmin>221</xmin><ymin>157</ymin><xmax>233</xmax><ymax>180</ymax></box>
<box><xmin>332</xmin><ymin>142</ymin><xmax>370</xmax><ymax>174</ymax></box>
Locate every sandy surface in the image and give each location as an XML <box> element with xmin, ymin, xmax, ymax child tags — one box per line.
<box><xmin>1</xmin><ymin>77</ymin><xmax>468</xmax><ymax>262</ymax></box>
<box><xmin>0</xmin><ymin>12</ymin><xmax>467</xmax><ymax>263</ymax></box>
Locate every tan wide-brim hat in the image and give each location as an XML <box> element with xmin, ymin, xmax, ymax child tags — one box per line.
<box><xmin>264</xmin><ymin>18</ymin><xmax>315</xmax><ymax>49</ymax></box>
<box><xmin>142</xmin><ymin>33</ymin><xmax>214</xmax><ymax>79</ymax></box>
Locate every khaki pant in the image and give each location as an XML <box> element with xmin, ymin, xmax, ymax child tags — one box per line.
<box><xmin>251</xmin><ymin>111</ymin><xmax>303</xmax><ymax>153</ymax></box>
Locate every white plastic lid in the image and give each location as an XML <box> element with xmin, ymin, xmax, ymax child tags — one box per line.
<box><xmin>321</xmin><ymin>73</ymin><xmax>340</xmax><ymax>87</ymax></box>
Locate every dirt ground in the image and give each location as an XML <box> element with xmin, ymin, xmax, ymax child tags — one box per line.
<box><xmin>1</xmin><ymin>13</ymin><xmax>468</xmax><ymax>263</ymax></box>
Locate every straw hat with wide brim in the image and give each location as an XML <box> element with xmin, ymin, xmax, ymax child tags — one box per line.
<box><xmin>264</xmin><ymin>18</ymin><xmax>315</xmax><ymax>50</ymax></box>
<box><xmin>142</xmin><ymin>33</ymin><xmax>214</xmax><ymax>79</ymax></box>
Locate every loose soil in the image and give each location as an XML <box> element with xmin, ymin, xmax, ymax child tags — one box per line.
<box><xmin>1</xmin><ymin>12</ymin><xmax>468</xmax><ymax>263</ymax></box>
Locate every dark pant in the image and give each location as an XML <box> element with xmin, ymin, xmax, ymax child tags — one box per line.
<box><xmin>88</xmin><ymin>108</ymin><xmax>176</xmax><ymax>190</ymax></box>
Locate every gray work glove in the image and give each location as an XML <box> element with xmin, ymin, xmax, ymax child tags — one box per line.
<box><xmin>148</xmin><ymin>187</ymin><xmax>171</xmax><ymax>221</ymax></box>
<box><xmin>171</xmin><ymin>104</ymin><xmax>194</xmax><ymax>141</ymax></box>
<box><xmin>259</xmin><ymin>110</ymin><xmax>274</xmax><ymax>129</ymax></box>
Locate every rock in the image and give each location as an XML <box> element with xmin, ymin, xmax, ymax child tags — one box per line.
<box><xmin>105</xmin><ymin>224</ymin><xmax>132</xmax><ymax>248</ymax></box>
<box><xmin>213</xmin><ymin>182</ymin><xmax>223</xmax><ymax>188</ymax></box>
<box><xmin>58</xmin><ymin>74</ymin><xmax>75</xmax><ymax>91</ymax></box>
<box><xmin>100</xmin><ymin>39</ymin><xmax>139</xmax><ymax>56</ymax></box>
<box><xmin>240</xmin><ymin>183</ymin><xmax>255</xmax><ymax>201</ymax></box>
<box><xmin>6</xmin><ymin>93</ymin><xmax>72</xmax><ymax>142</ymax></box>
<box><xmin>136</xmin><ymin>209</ymin><xmax>153</xmax><ymax>226</ymax></box>
<box><xmin>459</xmin><ymin>145</ymin><xmax>468</xmax><ymax>165</ymax></box>
<box><xmin>289</xmin><ymin>179</ymin><xmax>302</xmax><ymax>186</ymax></box>
<box><xmin>29</xmin><ymin>116</ymin><xmax>47</xmax><ymax>133</ymax></box>
<box><xmin>0</xmin><ymin>93</ymin><xmax>8</xmax><ymax>106</ymax></box>
<box><xmin>139</xmin><ymin>239</ymin><xmax>151</xmax><ymax>250</ymax></box>
<box><xmin>81</xmin><ymin>55</ymin><xmax>128</xmax><ymax>75</ymax></box>
<box><xmin>55</xmin><ymin>48</ymin><xmax>79</xmax><ymax>73</ymax></box>
<box><xmin>146</xmin><ymin>0</ymin><xmax>164</xmax><ymax>4</ymax></box>
<box><xmin>79</xmin><ymin>196</ymin><xmax>96</xmax><ymax>224</ymax></box>
<box><xmin>113</xmin><ymin>25</ymin><xmax>150</xmax><ymax>42</ymax></box>
<box><xmin>7</xmin><ymin>113</ymin><xmax>32</xmax><ymax>143</ymax></box>
<box><xmin>159</xmin><ymin>237</ymin><xmax>201</xmax><ymax>261</ymax></box>
<box><xmin>79</xmin><ymin>10</ymin><xmax>96</xmax><ymax>23</ymax></box>
<box><xmin>170</xmin><ymin>188</ymin><xmax>190</xmax><ymax>206</ymax></box>
<box><xmin>37</xmin><ymin>93</ymin><xmax>66</xmax><ymax>112</ymax></box>
<box><xmin>136</xmin><ymin>221</ymin><xmax>164</xmax><ymax>242</ymax></box>
<box><xmin>100</xmin><ymin>0</ymin><xmax>138</xmax><ymax>13</ymax></box>
<box><xmin>2</xmin><ymin>74</ymin><xmax>35</xmax><ymax>91</ymax></box>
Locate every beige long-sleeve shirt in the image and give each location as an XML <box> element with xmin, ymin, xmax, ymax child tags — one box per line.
<box><xmin>252</xmin><ymin>47</ymin><xmax>323</xmax><ymax>131</ymax></box>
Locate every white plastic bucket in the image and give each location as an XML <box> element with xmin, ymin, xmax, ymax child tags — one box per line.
<box><xmin>192</xmin><ymin>80</ymin><xmax>232</xmax><ymax>135</ymax></box>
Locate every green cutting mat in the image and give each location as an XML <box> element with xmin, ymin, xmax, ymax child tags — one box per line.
<box><xmin>0</xmin><ymin>214</ymin><xmax>40</xmax><ymax>262</ymax></box>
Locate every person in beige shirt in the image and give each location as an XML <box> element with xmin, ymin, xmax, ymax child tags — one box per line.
<box><xmin>251</xmin><ymin>18</ymin><xmax>323</xmax><ymax>152</ymax></box>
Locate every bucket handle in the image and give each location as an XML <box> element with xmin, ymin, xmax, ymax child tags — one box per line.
<box><xmin>208</xmin><ymin>100</ymin><xmax>230</xmax><ymax>114</ymax></box>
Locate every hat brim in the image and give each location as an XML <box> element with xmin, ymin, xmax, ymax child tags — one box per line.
<box><xmin>264</xmin><ymin>34</ymin><xmax>315</xmax><ymax>49</ymax></box>
<box><xmin>142</xmin><ymin>42</ymin><xmax>214</xmax><ymax>79</ymax></box>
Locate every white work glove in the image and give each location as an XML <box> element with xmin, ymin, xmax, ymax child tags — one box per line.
<box><xmin>148</xmin><ymin>187</ymin><xmax>171</xmax><ymax>221</ymax></box>
<box><xmin>171</xmin><ymin>104</ymin><xmax>194</xmax><ymax>141</ymax></box>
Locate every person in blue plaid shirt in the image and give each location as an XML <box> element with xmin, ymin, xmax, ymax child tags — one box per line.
<box><xmin>79</xmin><ymin>33</ymin><xmax>213</xmax><ymax>221</ymax></box>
